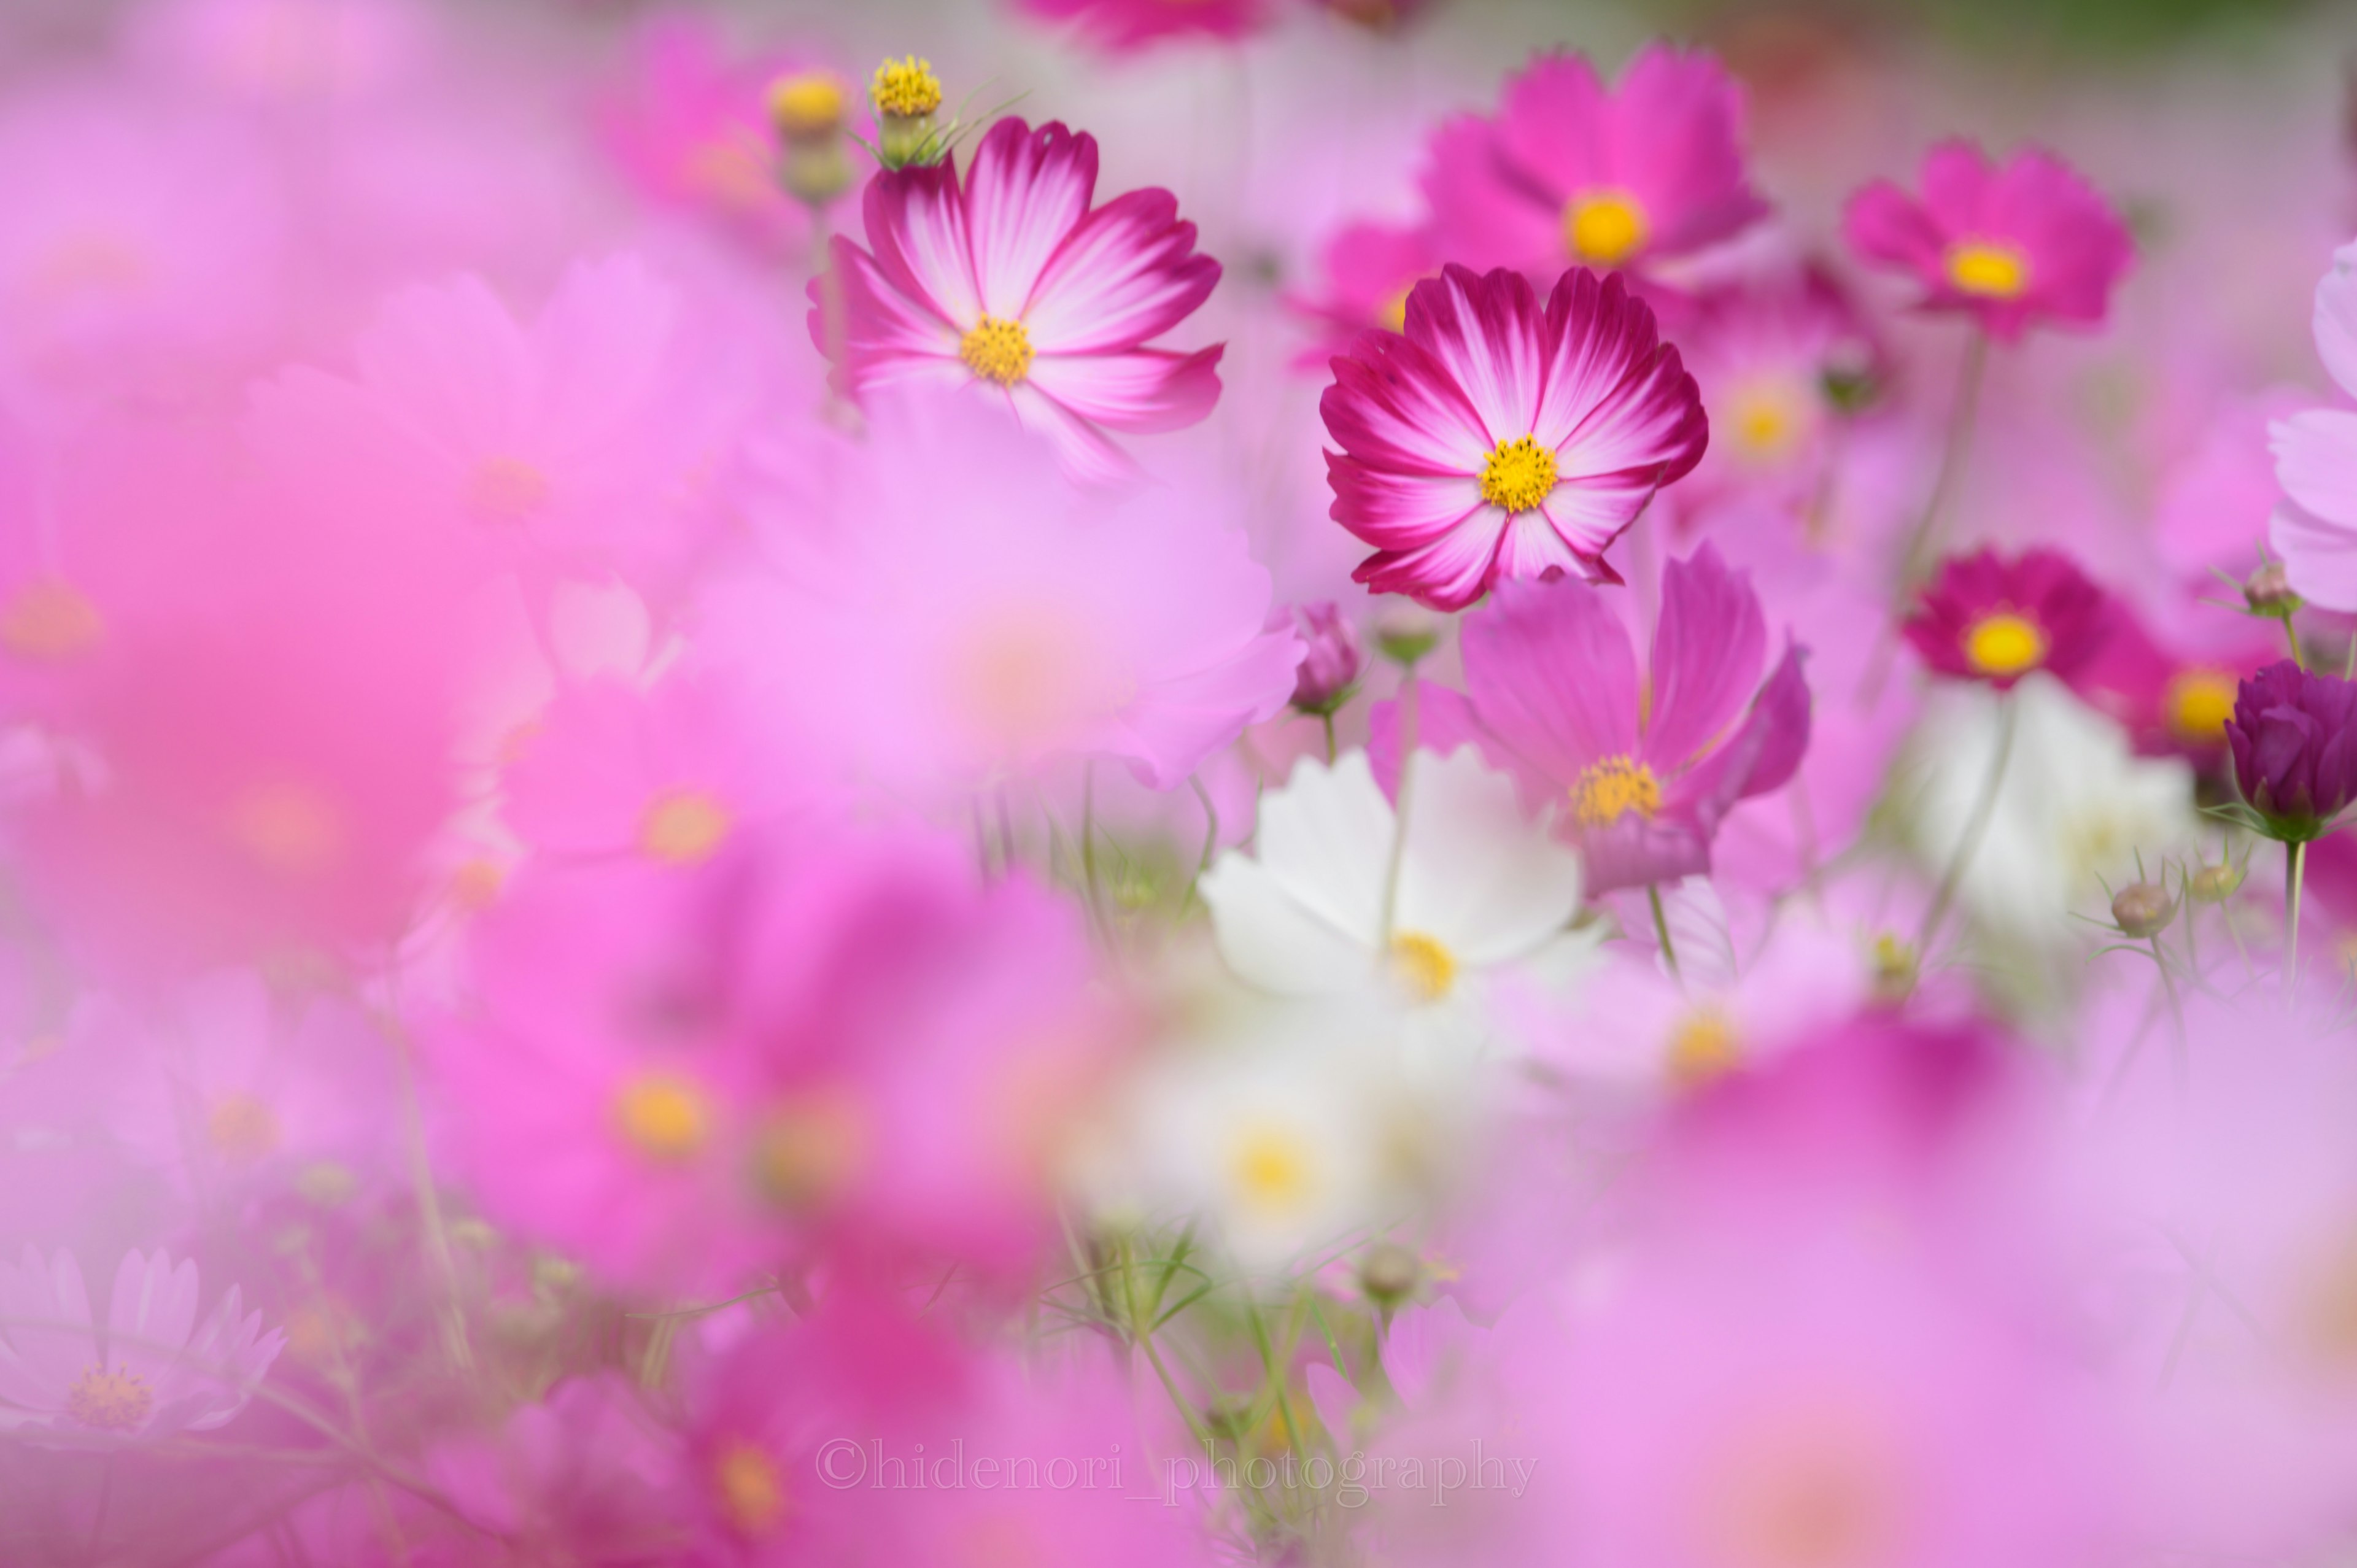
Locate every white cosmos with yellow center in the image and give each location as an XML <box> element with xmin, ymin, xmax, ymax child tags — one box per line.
<box><xmin>1199</xmin><ymin>749</ymin><xmax>1589</xmax><ymax>1018</ymax></box>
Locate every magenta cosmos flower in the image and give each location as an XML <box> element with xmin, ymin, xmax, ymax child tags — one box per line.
<box><xmin>2225</xmin><ymin>662</ymin><xmax>2357</xmax><ymax>842</ymax></box>
<box><xmin>1421</xmin><ymin>45</ymin><xmax>1769</xmax><ymax>279</ymax></box>
<box><xmin>1903</xmin><ymin>547</ymin><xmax>2111</xmax><ymax>691</ymax></box>
<box><xmin>1844</xmin><ymin>141</ymin><xmax>2134</xmax><ymax>342</ymax></box>
<box><xmin>1320</xmin><ymin>263</ymin><xmax>1707</xmax><ymax>610</ymax></box>
<box><xmin>1018</xmin><ymin>0</ymin><xmax>1271</xmax><ymax>50</ymax></box>
<box><xmin>1386</xmin><ymin>544</ymin><xmax>1809</xmax><ymax>892</ymax></box>
<box><xmin>815</xmin><ymin>116</ymin><xmax>1222</xmax><ymax>484</ymax></box>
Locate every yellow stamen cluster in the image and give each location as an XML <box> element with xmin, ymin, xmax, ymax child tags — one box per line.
<box><xmin>0</xmin><ymin>579</ymin><xmax>104</xmax><ymax>663</ymax></box>
<box><xmin>2165</xmin><ymin>668</ymin><xmax>2236</xmax><ymax>744</ymax></box>
<box><xmin>1945</xmin><ymin>241</ymin><xmax>2030</xmax><ymax>300</ymax></box>
<box><xmin>1230</xmin><ymin>1125</ymin><xmax>1315</xmax><ymax>1217</ymax></box>
<box><xmin>1962</xmin><ymin>611</ymin><xmax>2046</xmax><ymax>678</ymax></box>
<box><xmin>1666</xmin><ymin>1008</ymin><xmax>1739</xmax><ymax>1087</ymax></box>
<box><xmin>614</xmin><ymin>1072</ymin><xmax>711</xmax><ymax>1162</ymax></box>
<box><xmin>1565</xmin><ymin>191</ymin><xmax>1649</xmax><ymax>267</ymax></box>
<box><xmin>1479</xmin><ymin>434</ymin><xmax>1558</xmax><ymax>515</ymax></box>
<box><xmin>753</xmin><ymin>1093</ymin><xmax>869</xmax><ymax>1213</ymax></box>
<box><xmin>1388</xmin><ymin>930</ymin><xmax>1458</xmax><ymax>1003</ymax></box>
<box><xmin>1572</xmin><ymin>754</ymin><xmax>1663</xmax><ymax>827</ymax></box>
<box><xmin>66</xmin><ymin>1365</ymin><xmax>153</xmax><ymax>1432</ymax></box>
<box><xmin>869</xmin><ymin>56</ymin><xmax>942</xmax><ymax>119</ymax></box>
<box><xmin>959</xmin><ymin>315</ymin><xmax>1033</xmax><ymax>386</ymax></box>
<box><xmin>225</xmin><ymin>782</ymin><xmax>344</xmax><ymax>878</ymax></box>
<box><xmin>207</xmin><ymin>1094</ymin><xmax>281</xmax><ymax>1163</ymax></box>
<box><xmin>715</xmin><ymin>1440</ymin><xmax>789</xmax><ymax>1535</ymax></box>
<box><xmin>767</xmin><ymin>71</ymin><xmax>847</xmax><ymax>137</ymax></box>
<box><xmin>640</xmin><ymin>790</ymin><xmax>733</xmax><ymax>867</ymax></box>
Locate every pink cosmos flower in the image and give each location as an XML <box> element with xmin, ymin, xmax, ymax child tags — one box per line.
<box><xmin>1844</xmin><ymin>141</ymin><xmax>2135</xmax><ymax>342</ymax></box>
<box><xmin>706</xmin><ymin>391</ymin><xmax>1299</xmax><ymax>801</ymax></box>
<box><xmin>1421</xmin><ymin>46</ymin><xmax>1770</xmax><ymax>279</ymax></box>
<box><xmin>427</xmin><ymin>1375</ymin><xmax>680</xmax><ymax>1556</ymax></box>
<box><xmin>1378</xmin><ymin>544</ymin><xmax>1809</xmax><ymax>892</ymax></box>
<box><xmin>2271</xmin><ymin>241</ymin><xmax>2357</xmax><ymax>609</ymax></box>
<box><xmin>1320</xmin><ymin>263</ymin><xmax>1708</xmax><ymax>609</ymax></box>
<box><xmin>815</xmin><ymin>117</ymin><xmax>1224</xmax><ymax>484</ymax></box>
<box><xmin>1287</xmin><ymin>218</ymin><xmax>1436</xmax><ymax>366</ymax></box>
<box><xmin>1903</xmin><ymin>546</ymin><xmax>2113</xmax><ymax>691</ymax></box>
<box><xmin>0</xmin><ymin>1248</ymin><xmax>284</xmax><ymax>1446</ymax></box>
<box><xmin>1017</xmin><ymin>0</ymin><xmax>1272</xmax><ymax>48</ymax></box>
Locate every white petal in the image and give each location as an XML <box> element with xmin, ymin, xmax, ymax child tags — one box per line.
<box><xmin>1393</xmin><ymin>746</ymin><xmax>1584</xmax><ymax>965</ymax></box>
<box><xmin>1244</xmin><ymin>754</ymin><xmax>1396</xmax><ymax>951</ymax></box>
<box><xmin>1200</xmin><ymin>854</ymin><xmax>1381</xmax><ymax>996</ymax></box>
<box><xmin>2316</xmin><ymin>240</ymin><xmax>2357</xmax><ymax>401</ymax></box>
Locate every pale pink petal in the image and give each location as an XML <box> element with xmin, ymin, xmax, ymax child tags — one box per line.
<box><xmin>109</xmin><ymin>1250</ymin><xmax>200</xmax><ymax>1387</ymax></box>
<box><xmin>1491</xmin><ymin>507</ymin><xmax>1593</xmax><ymax>583</ymax></box>
<box><xmin>1353</xmin><ymin>513</ymin><xmax>1504</xmax><ymax>612</ymax></box>
<box><xmin>531</xmin><ymin>255</ymin><xmax>679</xmax><ymax>449</ymax></box>
<box><xmin>964</xmin><ymin>119</ymin><xmax>1096</xmax><ymax>321</ymax></box>
<box><xmin>1325</xmin><ymin>458</ymin><xmax>1486</xmax><ymax>552</ymax></box>
<box><xmin>354</xmin><ymin>274</ymin><xmax>536</xmax><ymax>454</ymax></box>
<box><xmin>1005</xmin><ymin>380</ymin><xmax>1136</xmax><ymax>487</ymax></box>
<box><xmin>861</xmin><ymin>159</ymin><xmax>983</xmax><ymax>330</ymax></box>
<box><xmin>1023</xmin><ymin>346</ymin><xmax>1221</xmax><ymax>433</ymax></box>
<box><xmin>2272</xmin><ymin>499</ymin><xmax>2357</xmax><ymax>614</ymax></box>
<box><xmin>1404</xmin><ymin>266</ymin><xmax>1548</xmax><ymax>447</ymax></box>
<box><xmin>1643</xmin><ymin>543</ymin><xmax>1767</xmax><ymax>771</ymax></box>
<box><xmin>1320</xmin><ymin>334</ymin><xmax>1492</xmax><ymax>476</ymax></box>
<box><xmin>2315</xmin><ymin>240</ymin><xmax>2357</xmax><ymax>401</ymax></box>
<box><xmin>1022</xmin><ymin>188</ymin><xmax>1218</xmax><ymax>355</ymax></box>
<box><xmin>1460</xmin><ymin>577</ymin><xmax>1639</xmax><ymax>778</ymax></box>
<box><xmin>2272</xmin><ymin>409</ymin><xmax>2357</xmax><ymax>530</ymax></box>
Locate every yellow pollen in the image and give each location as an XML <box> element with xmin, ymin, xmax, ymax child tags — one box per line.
<box><xmin>66</xmin><ymin>1365</ymin><xmax>153</xmax><ymax>1432</ymax></box>
<box><xmin>1377</xmin><ymin>286</ymin><xmax>1411</xmax><ymax>333</ymax></box>
<box><xmin>0</xmin><ymin>579</ymin><xmax>104</xmax><ymax>663</ymax></box>
<box><xmin>1962</xmin><ymin>611</ymin><xmax>2046</xmax><ymax>678</ymax></box>
<box><xmin>1572</xmin><ymin>755</ymin><xmax>1663</xmax><ymax>827</ymax></box>
<box><xmin>225</xmin><ymin>782</ymin><xmax>345</xmax><ymax>879</ymax></box>
<box><xmin>2165</xmin><ymin>668</ymin><xmax>2236</xmax><ymax>744</ymax></box>
<box><xmin>1388</xmin><ymin>930</ymin><xmax>1458</xmax><ymax>1003</ymax></box>
<box><xmin>870</xmin><ymin>55</ymin><xmax>942</xmax><ymax>118</ymax></box>
<box><xmin>614</xmin><ymin>1072</ymin><xmax>711</xmax><ymax>1162</ymax></box>
<box><xmin>1479</xmin><ymin>434</ymin><xmax>1558</xmax><ymax>514</ymax></box>
<box><xmin>1565</xmin><ymin>191</ymin><xmax>1649</xmax><ymax>266</ymax></box>
<box><xmin>640</xmin><ymin>790</ymin><xmax>732</xmax><ymax>867</ymax></box>
<box><xmin>959</xmin><ymin>315</ymin><xmax>1033</xmax><ymax>386</ymax></box>
<box><xmin>753</xmin><ymin>1092</ymin><xmax>869</xmax><ymax>1213</ymax></box>
<box><xmin>469</xmin><ymin>456</ymin><xmax>549</xmax><ymax>523</ymax></box>
<box><xmin>1728</xmin><ymin>379</ymin><xmax>1811</xmax><ymax>464</ymax></box>
<box><xmin>450</xmin><ymin>857</ymin><xmax>505</xmax><ymax>911</ymax></box>
<box><xmin>768</xmin><ymin>71</ymin><xmax>847</xmax><ymax>137</ymax></box>
<box><xmin>1667</xmin><ymin>1009</ymin><xmax>1740</xmax><ymax>1087</ymax></box>
<box><xmin>715</xmin><ymin>1440</ymin><xmax>789</xmax><ymax>1535</ymax></box>
<box><xmin>207</xmin><ymin>1094</ymin><xmax>281</xmax><ymax>1162</ymax></box>
<box><xmin>1230</xmin><ymin>1124</ymin><xmax>1315</xmax><ymax>1217</ymax></box>
<box><xmin>1945</xmin><ymin>241</ymin><xmax>2030</xmax><ymax>300</ymax></box>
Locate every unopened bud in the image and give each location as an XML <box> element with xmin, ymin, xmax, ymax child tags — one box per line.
<box><xmin>769</xmin><ymin>71</ymin><xmax>853</xmax><ymax>206</ymax></box>
<box><xmin>2188</xmin><ymin>858</ymin><xmax>2245</xmax><ymax>903</ymax></box>
<box><xmin>869</xmin><ymin>55</ymin><xmax>945</xmax><ymax>169</ymax></box>
<box><xmin>1287</xmin><ymin>602</ymin><xmax>1364</xmax><ymax>716</ymax></box>
<box><xmin>1358</xmin><ymin>1242</ymin><xmax>1422</xmax><ymax>1305</ymax></box>
<box><xmin>2246</xmin><ymin>562</ymin><xmax>2301</xmax><ymax>617</ymax></box>
<box><xmin>2110</xmin><ymin>880</ymin><xmax>2175</xmax><ymax>940</ymax></box>
<box><xmin>1374</xmin><ymin>604</ymin><xmax>1441</xmax><ymax>668</ymax></box>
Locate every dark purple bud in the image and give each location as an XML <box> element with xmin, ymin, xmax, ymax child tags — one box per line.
<box><xmin>2225</xmin><ymin>661</ymin><xmax>2357</xmax><ymax>841</ymax></box>
<box><xmin>1287</xmin><ymin>602</ymin><xmax>1364</xmax><ymax>714</ymax></box>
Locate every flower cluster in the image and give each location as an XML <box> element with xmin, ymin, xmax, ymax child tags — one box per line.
<box><xmin>1</xmin><ymin>2</ymin><xmax>2355</xmax><ymax>1566</ymax></box>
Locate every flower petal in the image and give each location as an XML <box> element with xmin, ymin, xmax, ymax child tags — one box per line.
<box><xmin>1023</xmin><ymin>188</ymin><xmax>1218</xmax><ymax>355</ymax></box>
<box><xmin>1461</xmin><ymin>576</ymin><xmax>1641</xmax><ymax>779</ymax></box>
<box><xmin>1644</xmin><ymin>543</ymin><xmax>1767</xmax><ymax>771</ymax></box>
<box><xmin>2272</xmin><ymin>499</ymin><xmax>2357</xmax><ymax>614</ymax></box>
<box><xmin>1395</xmin><ymin>746</ymin><xmax>1584</xmax><ymax>965</ymax></box>
<box><xmin>963</xmin><ymin>119</ymin><xmax>1097</xmax><ymax>321</ymax></box>
<box><xmin>1403</xmin><ymin>265</ymin><xmax>1549</xmax><ymax>447</ymax></box>
<box><xmin>2273</xmin><ymin>409</ymin><xmax>2357</xmax><ymax>530</ymax></box>
<box><xmin>1024</xmin><ymin>346</ymin><xmax>1223</xmax><ymax>433</ymax></box>
<box><xmin>861</xmin><ymin>158</ymin><xmax>983</xmax><ymax>330</ymax></box>
<box><xmin>1322</xmin><ymin>332</ymin><xmax>1493</xmax><ymax>477</ymax></box>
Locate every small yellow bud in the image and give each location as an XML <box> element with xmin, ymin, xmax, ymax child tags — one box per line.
<box><xmin>767</xmin><ymin>72</ymin><xmax>846</xmax><ymax>139</ymax></box>
<box><xmin>869</xmin><ymin>55</ymin><xmax>943</xmax><ymax>119</ymax></box>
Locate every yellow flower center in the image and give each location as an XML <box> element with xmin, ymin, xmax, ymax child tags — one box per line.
<box><xmin>1229</xmin><ymin>1124</ymin><xmax>1315</xmax><ymax>1218</ymax></box>
<box><xmin>1479</xmin><ymin>434</ymin><xmax>1558</xmax><ymax>514</ymax></box>
<box><xmin>450</xmin><ymin>857</ymin><xmax>505</xmax><ymax>911</ymax></box>
<box><xmin>679</xmin><ymin>136</ymin><xmax>770</xmax><ymax>209</ymax></box>
<box><xmin>1377</xmin><ymin>286</ymin><xmax>1411</xmax><ymax>333</ymax></box>
<box><xmin>640</xmin><ymin>790</ymin><xmax>732</xmax><ymax>867</ymax></box>
<box><xmin>0</xmin><ymin>579</ymin><xmax>104</xmax><ymax>663</ymax></box>
<box><xmin>1704</xmin><ymin>1412</ymin><xmax>1905</xmax><ymax>1568</ymax></box>
<box><xmin>470</xmin><ymin>455</ymin><xmax>551</xmax><ymax>523</ymax></box>
<box><xmin>1388</xmin><ymin>930</ymin><xmax>1458</xmax><ymax>1003</ymax></box>
<box><xmin>959</xmin><ymin>315</ymin><xmax>1033</xmax><ymax>386</ymax></box>
<box><xmin>753</xmin><ymin>1091</ymin><xmax>869</xmax><ymax>1213</ymax></box>
<box><xmin>1572</xmin><ymin>754</ymin><xmax>1663</xmax><ymax>827</ymax></box>
<box><xmin>768</xmin><ymin>71</ymin><xmax>847</xmax><ymax>137</ymax></box>
<box><xmin>1944</xmin><ymin>241</ymin><xmax>2030</xmax><ymax>300</ymax></box>
<box><xmin>66</xmin><ymin>1365</ymin><xmax>153</xmax><ymax>1432</ymax></box>
<box><xmin>1565</xmin><ymin>191</ymin><xmax>1649</xmax><ymax>266</ymax></box>
<box><xmin>224</xmin><ymin>782</ymin><xmax>345</xmax><ymax>879</ymax></box>
<box><xmin>1961</xmin><ymin>611</ymin><xmax>2046</xmax><ymax>677</ymax></box>
<box><xmin>1728</xmin><ymin>378</ymin><xmax>1812</xmax><ymax>465</ymax></box>
<box><xmin>869</xmin><ymin>55</ymin><xmax>942</xmax><ymax>118</ymax></box>
<box><xmin>715</xmin><ymin>1440</ymin><xmax>789</xmax><ymax>1535</ymax></box>
<box><xmin>614</xmin><ymin>1072</ymin><xmax>711</xmax><ymax>1162</ymax></box>
<box><xmin>1667</xmin><ymin>1008</ymin><xmax>1740</xmax><ymax>1087</ymax></box>
<box><xmin>2165</xmin><ymin>668</ymin><xmax>2236</xmax><ymax>744</ymax></box>
<box><xmin>207</xmin><ymin>1094</ymin><xmax>281</xmax><ymax>1163</ymax></box>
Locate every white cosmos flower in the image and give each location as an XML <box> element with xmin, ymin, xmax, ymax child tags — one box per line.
<box><xmin>1199</xmin><ymin>748</ymin><xmax>1589</xmax><ymax>1013</ymax></box>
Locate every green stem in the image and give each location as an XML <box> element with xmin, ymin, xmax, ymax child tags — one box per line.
<box><xmin>1918</xmin><ymin>689</ymin><xmax>2018</xmax><ymax>953</ymax></box>
<box><xmin>1646</xmin><ymin>883</ymin><xmax>1680</xmax><ymax>979</ymax></box>
<box><xmin>1895</xmin><ymin>328</ymin><xmax>1990</xmax><ymax>595</ymax></box>
<box><xmin>2150</xmin><ymin>935</ymin><xmax>2187</xmax><ymax>1099</ymax></box>
<box><xmin>1378</xmin><ymin>670</ymin><xmax>1421</xmax><ymax>947</ymax></box>
<box><xmin>1180</xmin><ymin>774</ymin><xmax>1218</xmax><ymax>915</ymax></box>
<box><xmin>2286</xmin><ymin>614</ymin><xmax>2307</xmax><ymax>673</ymax></box>
<box><xmin>2287</xmin><ymin>838</ymin><xmax>2307</xmax><ymax>1000</ymax></box>
<box><xmin>1320</xmin><ymin>711</ymin><xmax>1337</xmax><ymax>765</ymax></box>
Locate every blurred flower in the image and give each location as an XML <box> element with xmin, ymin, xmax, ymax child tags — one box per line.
<box><xmin>1320</xmin><ymin>263</ymin><xmax>1707</xmax><ymax>609</ymax></box>
<box><xmin>1843</xmin><ymin>140</ymin><xmax>2134</xmax><ymax>342</ymax></box>
<box><xmin>1422</xmin><ymin>45</ymin><xmax>1768</xmax><ymax>279</ymax></box>
<box><xmin>1200</xmin><ymin>748</ymin><xmax>1586</xmax><ymax>1008</ymax></box>
<box><xmin>1287</xmin><ymin>218</ymin><xmax>1435</xmax><ymax>366</ymax></box>
<box><xmin>0</xmin><ymin>1248</ymin><xmax>283</xmax><ymax>1446</ymax></box>
<box><xmin>1384</xmin><ymin>545</ymin><xmax>1809</xmax><ymax>893</ymax></box>
<box><xmin>427</xmin><ymin>1375</ymin><xmax>679</xmax><ymax>1555</ymax></box>
<box><xmin>1904</xmin><ymin>547</ymin><xmax>2112</xmax><ymax>690</ymax></box>
<box><xmin>816</xmin><ymin>117</ymin><xmax>1223</xmax><ymax>483</ymax></box>
<box><xmin>2224</xmin><ymin>660</ymin><xmax>2357</xmax><ymax>841</ymax></box>
<box><xmin>1017</xmin><ymin>0</ymin><xmax>1272</xmax><ymax>50</ymax></box>
<box><xmin>1284</xmin><ymin>601</ymin><xmax>1364</xmax><ymax>714</ymax></box>
<box><xmin>2270</xmin><ymin>241</ymin><xmax>2357</xmax><ymax>610</ymax></box>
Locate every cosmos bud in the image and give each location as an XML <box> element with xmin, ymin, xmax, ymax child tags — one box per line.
<box><xmin>2110</xmin><ymin>880</ymin><xmax>2175</xmax><ymax>940</ymax></box>
<box><xmin>1358</xmin><ymin>1241</ymin><xmax>1423</xmax><ymax>1306</ymax></box>
<box><xmin>1287</xmin><ymin>603</ymin><xmax>1364</xmax><ymax>716</ymax></box>
<box><xmin>768</xmin><ymin>71</ymin><xmax>853</xmax><ymax>206</ymax></box>
<box><xmin>869</xmin><ymin>55</ymin><xmax>945</xmax><ymax>170</ymax></box>
<box><xmin>2245</xmin><ymin>561</ymin><xmax>2301</xmax><ymax>617</ymax></box>
<box><xmin>1374</xmin><ymin>604</ymin><xmax>1441</xmax><ymax>668</ymax></box>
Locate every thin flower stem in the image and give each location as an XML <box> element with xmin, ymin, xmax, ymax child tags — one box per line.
<box><xmin>2286</xmin><ymin>838</ymin><xmax>2307</xmax><ymax>1000</ymax></box>
<box><xmin>2286</xmin><ymin>615</ymin><xmax>2307</xmax><ymax>672</ymax></box>
<box><xmin>390</xmin><ymin>1025</ymin><xmax>473</xmax><ymax>1373</ymax></box>
<box><xmin>2150</xmin><ymin>936</ymin><xmax>2188</xmax><ymax>1099</ymax></box>
<box><xmin>1181</xmin><ymin>774</ymin><xmax>1218</xmax><ymax>915</ymax></box>
<box><xmin>1918</xmin><ymin>689</ymin><xmax>2018</xmax><ymax>954</ymax></box>
<box><xmin>1080</xmin><ymin>762</ymin><xmax>1103</xmax><ymax>933</ymax></box>
<box><xmin>1646</xmin><ymin>883</ymin><xmax>1680</xmax><ymax>979</ymax></box>
<box><xmin>1895</xmin><ymin>328</ymin><xmax>1991</xmax><ymax>594</ymax></box>
<box><xmin>1320</xmin><ymin>711</ymin><xmax>1337</xmax><ymax>764</ymax></box>
<box><xmin>1378</xmin><ymin>670</ymin><xmax>1421</xmax><ymax>946</ymax></box>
